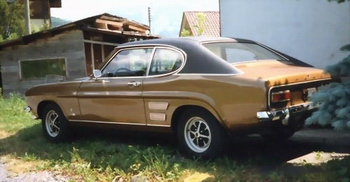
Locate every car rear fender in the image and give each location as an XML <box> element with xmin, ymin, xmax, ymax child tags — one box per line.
<box><xmin>171</xmin><ymin>104</ymin><xmax>228</xmax><ymax>133</ymax></box>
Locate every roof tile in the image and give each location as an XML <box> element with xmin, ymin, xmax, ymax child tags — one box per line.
<box><xmin>183</xmin><ymin>11</ymin><xmax>220</xmax><ymax>37</ymax></box>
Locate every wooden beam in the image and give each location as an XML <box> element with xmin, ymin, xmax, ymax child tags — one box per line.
<box><xmin>94</xmin><ymin>19</ymin><xmax>123</xmax><ymax>30</ymax></box>
<box><xmin>83</xmin><ymin>40</ymin><xmax>120</xmax><ymax>47</ymax></box>
<box><xmin>49</xmin><ymin>0</ymin><xmax>62</xmax><ymax>7</ymax></box>
<box><xmin>123</xmin><ymin>24</ymin><xmax>147</xmax><ymax>33</ymax></box>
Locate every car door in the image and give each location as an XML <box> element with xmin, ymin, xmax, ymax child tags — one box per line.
<box><xmin>77</xmin><ymin>47</ymin><xmax>153</xmax><ymax>125</ymax></box>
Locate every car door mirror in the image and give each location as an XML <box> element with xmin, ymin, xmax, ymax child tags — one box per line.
<box><xmin>93</xmin><ymin>69</ymin><xmax>102</xmax><ymax>79</ymax></box>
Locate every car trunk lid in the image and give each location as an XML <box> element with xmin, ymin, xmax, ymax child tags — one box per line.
<box><xmin>234</xmin><ymin>60</ymin><xmax>331</xmax><ymax>86</ymax></box>
<box><xmin>234</xmin><ymin>60</ymin><xmax>335</xmax><ymax>109</ymax></box>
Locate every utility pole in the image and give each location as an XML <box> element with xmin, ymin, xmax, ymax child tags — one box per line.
<box><xmin>24</xmin><ymin>0</ymin><xmax>31</xmax><ymax>35</ymax></box>
<box><xmin>148</xmin><ymin>6</ymin><xmax>151</xmax><ymax>34</ymax></box>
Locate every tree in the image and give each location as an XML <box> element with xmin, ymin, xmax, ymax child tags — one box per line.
<box><xmin>180</xmin><ymin>28</ymin><xmax>191</xmax><ymax>37</ymax></box>
<box><xmin>0</xmin><ymin>0</ymin><xmax>25</xmax><ymax>42</ymax></box>
<box><xmin>194</xmin><ymin>13</ymin><xmax>207</xmax><ymax>36</ymax></box>
<box><xmin>306</xmin><ymin>0</ymin><xmax>350</xmax><ymax>130</ymax></box>
<box><xmin>306</xmin><ymin>47</ymin><xmax>350</xmax><ymax>130</ymax></box>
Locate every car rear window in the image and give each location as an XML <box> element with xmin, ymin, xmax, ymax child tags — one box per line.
<box><xmin>203</xmin><ymin>42</ymin><xmax>289</xmax><ymax>64</ymax></box>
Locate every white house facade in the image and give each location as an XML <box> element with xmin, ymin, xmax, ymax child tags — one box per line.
<box><xmin>220</xmin><ymin>0</ymin><xmax>350</xmax><ymax>68</ymax></box>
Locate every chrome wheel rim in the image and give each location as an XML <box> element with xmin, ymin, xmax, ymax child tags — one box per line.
<box><xmin>45</xmin><ymin>110</ymin><xmax>60</xmax><ymax>137</ymax></box>
<box><xmin>184</xmin><ymin>116</ymin><xmax>211</xmax><ymax>153</ymax></box>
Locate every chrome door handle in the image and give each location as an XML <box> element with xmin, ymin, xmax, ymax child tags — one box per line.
<box><xmin>127</xmin><ymin>81</ymin><xmax>141</xmax><ymax>87</ymax></box>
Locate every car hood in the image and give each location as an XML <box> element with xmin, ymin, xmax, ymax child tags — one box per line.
<box><xmin>233</xmin><ymin>60</ymin><xmax>332</xmax><ymax>87</ymax></box>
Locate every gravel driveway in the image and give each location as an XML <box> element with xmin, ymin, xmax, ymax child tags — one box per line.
<box><xmin>0</xmin><ymin>163</ymin><xmax>68</xmax><ymax>182</ymax></box>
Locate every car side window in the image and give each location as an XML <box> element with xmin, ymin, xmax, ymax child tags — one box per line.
<box><xmin>149</xmin><ymin>48</ymin><xmax>183</xmax><ymax>75</ymax></box>
<box><xmin>102</xmin><ymin>48</ymin><xmax>153</xmax><ymax>77</ymax></box>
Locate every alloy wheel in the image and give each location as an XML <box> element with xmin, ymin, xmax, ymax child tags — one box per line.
<box><xmin>45</xmin><ymin>110</ymin><xmax>61</xmax><ymax>137</ymax></box>
<box><xmin>184</xmin><ymin>116</ymin><xmax>212</xmax><ymax>153</ymax></box>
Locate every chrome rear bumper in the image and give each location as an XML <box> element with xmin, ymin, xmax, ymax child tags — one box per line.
<box><xmin>257</xmin><ymin>103</ymin><xmax>318</xmax><ymax>125</ymax></box>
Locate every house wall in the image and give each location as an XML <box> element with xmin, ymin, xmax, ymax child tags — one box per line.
<box><xmin>0</xmin><ymin>30</ymin><xmax>86</xmax><ymax>96</ymax></box>
<box><xmin>220</xmin><ymin>0</ymin><xmax>350</xmax><ymax>68</ymax></box>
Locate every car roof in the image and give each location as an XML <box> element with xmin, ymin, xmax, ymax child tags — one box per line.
<box><xmin>120</xmin><ymin>37</ymin><xmax>255</xmax><ymax>47</ymax></box>
<box><xmin>110</xmin><ymin>37</ymin><xmax>311</xmax><ymax>75</ymax></box>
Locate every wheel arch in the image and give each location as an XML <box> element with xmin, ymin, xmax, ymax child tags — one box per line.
<box><xmin>37</xmin><ymin>101</ymin><xmax>59</xmax><ymax>119</ymax></box>
<box><xmin>171</xmin><ymin>105</ymin><xmax>228</xmax><ymax>134</ymax></box>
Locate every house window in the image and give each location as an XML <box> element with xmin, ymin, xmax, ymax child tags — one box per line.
<box><xmin>20</xmin><ymin>58</ymin><xmax>67</xmax><ymax>80</ymax></box>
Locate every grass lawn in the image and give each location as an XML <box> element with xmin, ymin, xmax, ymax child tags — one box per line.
<box><xmin>0</xmin><ymin>94</ymin><xmax>349</xmax><ymax>181</ymax></box>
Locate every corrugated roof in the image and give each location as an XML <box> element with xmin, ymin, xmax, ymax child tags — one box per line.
<box><xmin>181</xmin><ymin>11</ymin><xmax>220</xmax><ymax>37</ymax></box>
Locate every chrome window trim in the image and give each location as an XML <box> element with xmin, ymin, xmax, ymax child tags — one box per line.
<box><xmin>257</xmin><ymin>42</ymin><xmax>289</xmax><ymax>61</ymax></box>
<box><xmin>176</xmin><ymin>72</ymin><xmax>244</xmax><ymax>76</ymax></box>
<box><xmin>99</xmin><ymin>44</ymin><xmax>187</xmax><ymax>78</ymax></box>
<box><xmin>100</xmin><ymin>46</ymin><xmax>155</xmax><ymax>75</ymax></box>
<box><xmin>145</xmin><ymin>48</ymin><xmax>156</xmax><ymax>76</ymax></box>
<box><xmin>147</xmin><ymin>47</ymin><xmax>187</xmax><ymax>76</ymax></box>
<box><xmin>201</xmin><ymin>41</ymin><xmax>290</xmax><ymax>64</ymax></box>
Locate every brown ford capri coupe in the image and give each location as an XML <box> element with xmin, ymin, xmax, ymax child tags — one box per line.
<box><xmin>25</xmin><ymin>37</ymin><xmax>335</xmax><ymax>157</ymax></box>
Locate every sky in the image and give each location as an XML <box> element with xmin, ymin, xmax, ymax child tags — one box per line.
<box><xmin>51</xmin><ymin>0</ymin><xmax>219</xmax><ymax>37</ymax></box>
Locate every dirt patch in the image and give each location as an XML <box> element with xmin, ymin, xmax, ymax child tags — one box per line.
<box><xmin>0</xmin><ymin>157</ymin><xmax>70</xmax><ymax>182</ymax></box>
<box><xmin>2</xmin><ymin>156</ymin><xmax>42</xmax><ymax>174</ymax></box>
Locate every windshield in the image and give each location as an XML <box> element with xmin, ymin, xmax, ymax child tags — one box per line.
<box><xmin>203</xmin><ymin>42</ymin><xmax>288</xmax><ymax>64</ymax></box>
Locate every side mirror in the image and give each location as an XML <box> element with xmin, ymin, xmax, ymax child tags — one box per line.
<box><xmin>93</xmin><ymin>69</ymin><xmax>102</xmax><ymax>79</ymax></box>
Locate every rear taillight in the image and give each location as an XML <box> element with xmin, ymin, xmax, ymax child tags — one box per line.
<box><xmin>271</xmin><ymin>90</ymin><xmax>290</xmax><ymax>103</ymax></box>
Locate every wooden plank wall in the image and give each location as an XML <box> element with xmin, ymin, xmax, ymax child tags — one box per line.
<box><xmin>0</xmin><ymin>30</ymin><xmax>86</xmax><ymax>96</ymax></box>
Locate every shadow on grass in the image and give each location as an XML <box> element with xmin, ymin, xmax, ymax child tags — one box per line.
<box><xmin>0</xmin><ymin>123</ymin><xmax>181</xmax><ymax>177</ymax></box>
<box><xmin>1</xmin><ymin>123</ymin><xmax>349</xmax><ymax>164</ymax></box>
<box><xmin>0</xmin><ymin>123</ymin><xmax>349</xmax><ymax>180</ymax></box>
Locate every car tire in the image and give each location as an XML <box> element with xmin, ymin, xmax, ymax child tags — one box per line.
<box><xmin>177</xmin><ymin>108</ymin><xmax>227</xmax><ymax>158</ymax></box>
<box><xmin>42</xmin><ymin>103</ymin><xmax>71</xmax><ymax>143</ymax></box>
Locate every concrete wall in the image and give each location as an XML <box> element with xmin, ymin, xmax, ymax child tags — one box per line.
<box><xmin>220</xmin><ymin>0</ymin><xmax>350</xmax><ymax>68</ymax></box>
<box><xmin>0</xmin><ymin>30</ymin><xmax>86</xmax><ymax>95</ymax></box>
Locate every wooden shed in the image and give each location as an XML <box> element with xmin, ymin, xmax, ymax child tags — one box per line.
<box><xmin>0</xmin><ymin>13</ymin><xmax>159</xmax><ymax>96</ymax></box>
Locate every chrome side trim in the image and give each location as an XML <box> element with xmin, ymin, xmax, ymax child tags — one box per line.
<box><xmin>146</xmin><ymin>124</ymin><xmax>171</xmax><ymax>127</ymax></box>
<box><xmin>69</xmin><ymin>120</ymin><xmax>171</xmax><ymax>127</ymax></box>
<box><xmin>69</xmin><ymin>120</ymin><xmax>146</xmax><ymax>126</ymax></box>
